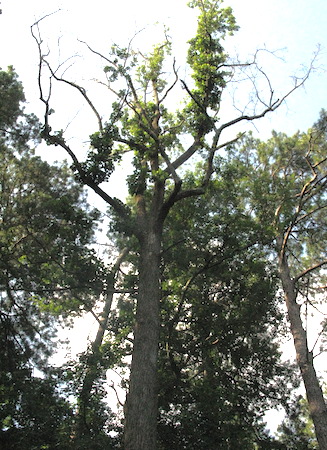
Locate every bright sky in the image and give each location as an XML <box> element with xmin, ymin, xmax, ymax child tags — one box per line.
<box><xmin>1</xmin><ymin>0</ymin><xmax>327</xmax><ymax>428</ymax></box>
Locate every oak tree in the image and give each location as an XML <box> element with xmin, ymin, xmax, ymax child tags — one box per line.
<box><xmin>32</xmin><ymin>1</ymin><xmax>312</xmax><ymax>447</ymax></box>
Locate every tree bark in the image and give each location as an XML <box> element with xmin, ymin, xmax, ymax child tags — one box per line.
<box><xmin>124</xmin><ymin>224</ymin><xmax>162</xmax><ymax>449</ymax></box>
<box><xmin>278</xmin><ymin>246</ymin><xmax>327</xmax><ymax>450</ymax></box>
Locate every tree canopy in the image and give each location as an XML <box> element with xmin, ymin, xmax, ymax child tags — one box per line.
<box><xmin>0</xmin><ymin>0</ymin><xmax>324</xmax><ymax>448</ymax></box>
<box><xmin>0</xmin><ymin>66</ymin><xmax>106</xmax><ymax>448</ymax></box>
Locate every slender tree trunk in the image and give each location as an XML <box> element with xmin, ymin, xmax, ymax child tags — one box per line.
<box><xmin>124</xmin><ymin>224</ymin><xmax>162</xmax><ymax>450</ymax></box>
<box><xmin>278</xmin><ymin>248</ymin><xmax>327</xmax><ymax>449</ymax></box>
<box><xmin>75</xmin><ymin>248</ymin><xmax>129</xmax><ymax>441</ymax></box>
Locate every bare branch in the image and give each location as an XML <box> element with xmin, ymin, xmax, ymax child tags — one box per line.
<box><xmin>42</xmin><ymin>60</ymin><xmax>103</xmax><ymax>132</ymax></box>
<box><xmin>180</xmin><ymin>79</ymin><xmax>210</xmax><ymax>118</ymax></box>
<box><xmin>159</xmin><ymin>58</ymin><xmax>179</xmax><ymax>104</ymax></box>
<box><xmin>109</xmin><ymin>381</ymin><xmax>125</xmax><ymax>408</ymax></box>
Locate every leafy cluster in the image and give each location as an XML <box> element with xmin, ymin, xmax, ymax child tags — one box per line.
<box><xmin>185</xmin><ymin>0</ymin><xmax>238</xmax><ymax>134</ymax></box>
<box><xmin>79</xmin><ymin>127</ymin><xmax>122</xmax><ymax>185</ymax></box>
<box><xmin>155</xmin><ymin>176</ymin><xmax>295</xmax><ymax>448</ymax></box>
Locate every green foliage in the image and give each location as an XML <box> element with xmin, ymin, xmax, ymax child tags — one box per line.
<box><xmin>60</xmin><ymin>353</ymin><xmax>122</xmax><ymax>449</ymax></box>
<box><xmin>62</xmin><ymin>0</ymin><xmax>240</xmax><ymax>200</ymax></box>
<box><xmin>103</xmin><ymin>43</ymin><xmax>138</xmax><ymax>82</ymax></box>
<box><xmin>155</xmin><ymin>177</ymin><xmax>296</xmax><ymax>448</ymax></box>
<box><xmin>187</xmin><ymin>0</ymin><xmax>237</xmax><ymax>94</ymax></box>
<box><xmin>277</xmin><ymin>395</ymin><xmax>318</xmax><ymax>449</ymax></box>
<box><xmin>0</xmin><ymin>68</ymin><xmax>107</xmax><ymax>448</ymax></box>
<box><xmin>0</xmin><ymin>66</ymin><xmax>25</xmax><ymax>128</ymax></box>
<box><xmin>228</xmin><ymin>114</ymin><xmax>327</xmax><ymax>279</ymax></box>
<box><xmin>221</xmin><ymin>114</ymin><xmax>327</xmax><ymax>447</ymax></box>
<box><xmin>0</xmin><ymin>149</ymin><xmax>104</xmax><ymax>313</ymax></box>
<box><xmin>0</xmin><ymin>374</ymin><xmax>74</xmax><ymax>449</ymax></box>
<box><xmin>103</xmin><ymin>167</ymin><xmax>298</xmax><ymax>448</ymax></box>
<box><xmin>185</xmin><ymin>0</ymin><xmax>238</xmax><ymax>134</ymax></box>
<box><xmin>78</xmin><ymin>127</ymin><xmax>122</xmax><ymax>185</ymax></box>
<box><xmin>0</xmin><ymin>66</ymin><xmax>41</xmax><ymax>151</ymax></box>
<box><xmin>137</xmin><ymin>40</ymin><xmax>171</xmax><ymax>93</ymax></box>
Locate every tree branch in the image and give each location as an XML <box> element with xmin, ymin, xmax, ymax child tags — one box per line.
<box><xmin>169</xmin><ymin>138</ymin><xmax>202</xmax><ymax>172</ymax></box>
<box><xmin>294</xmin><ymin>259</ymin><xmax>327</xmax><ymax>284</ymax></box>
<box><xmin>45</xmin><ymin>64</ymin><xmax>104</xmax><ymax>133</ymax></box>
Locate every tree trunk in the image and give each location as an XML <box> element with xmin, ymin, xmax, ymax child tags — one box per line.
<box><xmin>278</xmin><ymin>249</ymin><xmax>327</xmax><ymax>449</ymax></box>
<box><xmin>124</xmin><ymin>225</ymin><xmax>162</xmax><ymax>449</ymax></box>
<box><xmin>75</xmin><ymin>247</ymin><xmax>129</xmax><ymax>441</ymax></box>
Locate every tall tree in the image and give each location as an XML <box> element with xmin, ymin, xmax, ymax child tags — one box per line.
<box><xmin>77</xmin><ymin>169</ymin><xmax>299</xmax><ymax>448</ymax></box>
<box><xmin>32</xmin><ymin>1</ymin><xmax>312</xmax><ymax>447</ymax></box>
<box><xmin>0</xmin><ymin>67</ymin><xmax>104</xmax><ymax>448</ymax></box>
<box><xmin>73</xmin><ymin>246</ymin><xmax>129</xmax><ymax>447</ymax></box>
<box><xmin>229</xmin><ymin>113</ymin><xmax>327</xmax><ymax>448</ymax></box>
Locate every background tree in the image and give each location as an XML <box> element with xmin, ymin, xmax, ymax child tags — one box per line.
<box><xmin>228</xmin><ymin>112</ymin><xmax>327</xmax><ymax>448</ymax></box>
<box><xmin>32</xmin><ymin>1</ymin><xmax>313</xmax><ymax>447</ymax></box>
<box><xmin>0</xmin><ymin>67</ymin><xmax>107</xmax><ymax>448</ymax></box>
<box><xmin>277</xmin><ymin>395</ymin><xmax>318</xmax><ymax>449</ymax></box>
<box><xmin>156</xmin><ymin>176</ymin><xmax>299</xmax><ymax>449</ymax></box>
<box><xmin>72</xmin><ymin>247</ymin><xmax>129</xmax><ymax>447</ymax></box>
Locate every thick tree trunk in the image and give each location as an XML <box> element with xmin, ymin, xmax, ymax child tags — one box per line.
<box><xmin>124</xmin><ymin>225</ymin><xmax>162</xmax><ymax>450</ymax></box>
<box><xmin>278</xmin><ymin>249</ymin><xmax>327</xmax><ymax>449</ymax></box>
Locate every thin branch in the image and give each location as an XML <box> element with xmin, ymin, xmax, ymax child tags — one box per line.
<box><xmin>14</xmin><ymin>286</ymin><xmax>136</xmax><ymax>295</ymax></box>
<box><xmin>42</xmin><ymin>60</ymin><xmax>103</xmax><ymax>132</ymax></box>
<box><xmin>294</xmin><ymin>202</ymin><xmax>327</xmax><ymax>226</ymax></box>
<box><xmin>294</xmin><ymin>259</ymin><xmax>327</xmax><ymax>284</ymax></box>
<box><xmin>159</xmin><ymin>58</ymin><xmax>179</xmax><ymax>104</ymax></box>
<box><xmin>180</xmin><ymin>79</ymin><xmax>211</xmax><ymax>118</ymax></box>
<box><xmin>109</xmin><ymin>381</ymin><xmax>125</xmax><ymax>408</ymax></box>
<box><xmin>79</xmin><ymin>39</ymin><xmax>155</xmax><ymax>135</ymax></box>
<box><xmin>220</xmin><ymin>58</ymin><xmax>314</xmax><ymax>135</ymax></box>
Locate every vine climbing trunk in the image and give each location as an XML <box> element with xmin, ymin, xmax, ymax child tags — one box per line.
<box><xmin>278</xmin><ymin>243</ymin><xmax>327</xmax><ymax>450</ymax></box>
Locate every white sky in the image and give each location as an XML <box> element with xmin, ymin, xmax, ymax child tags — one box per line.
<box><xmin>2</xmin><ymin>0</ymin><xmax>327</xmax><ymax>429</ymax></box>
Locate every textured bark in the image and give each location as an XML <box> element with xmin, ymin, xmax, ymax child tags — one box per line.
<box><xmin>124</xmin><ymin>225</ymin><xmax>162</xmax><ymax>450</ymax></box>
<box><xmin>278</xmin><ymin>247</ymin><xmax>327</xmax><ymax>449</ymax></box>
